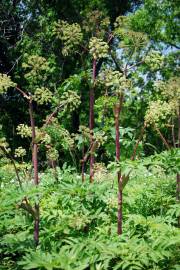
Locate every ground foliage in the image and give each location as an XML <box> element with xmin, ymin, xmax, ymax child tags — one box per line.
<box><xmin>0</xmin><ymin>151</ymin><xmax>180</xmax><ymax>270</ymax></box>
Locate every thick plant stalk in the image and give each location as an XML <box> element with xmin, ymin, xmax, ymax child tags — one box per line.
<box><xmin>15</xmin><ymin>87</ymin><xmax>40</xmax><ymax>244</ymax></box>
<box><xmin>177</xmin><ymin>174</ymin><xmax>180</xmax><ymax>227</ymax></box>
<box><xmin>177</xmin><ymin>172</ymin><xmax>180</xmax><ymax>227</ymax></box>
<box><xmin>171</xmin><ymin>118</ymin><xmax>176</xmax><ymax>148</ymax></box>
<box><xmin>82</xmin><ymin>160</ymin><xmax>85</xmax><ymax>182</ymax></box>
<box><xmin>29</xmin><ymin>100</ymin><xmax>39</xmax><ymax>246</ymax></box>
<box><xmin>177</xmin><ymin>105</ymin><xmax>180</xmax><ymax>226</ymax></box>
<box><xmin>89</xmin><ymin>59</ymin><xmax>96</xmax><ymax>182</ymax></box>
<box><xmin>81</xmin><ymin>144</ymin><xmax>85</xmax><ymax>182</ymax></box>
<box><xmin>88</xmin><ymin>35</ymin><xmax>113</xmax><ymax>182</ymax></box>
<box><xmin>114</xmin><ymin>94</ymin><xmax>123</xmax><ymax>235</ymax></box>
<box><xmin>154</xmin><ymin>125</ymin><xmax>170</xmax><ymax>150</ymax></box>
<box><xmin>51</xmin><ymin>160</ymin><xmax>58</xmax><ymax>182</ymax></box>
<box><xmin>178</xmin><ymin>105</ymin><xmax>180</xmax><ymax>149</ymax></box>
<box><xmin>177</xmin><ymin>174</ymin><xmax>180</xmax><ymax>201</ymax></box>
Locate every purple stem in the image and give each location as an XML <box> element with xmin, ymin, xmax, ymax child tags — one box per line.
<box><xmin>29</xmin><ymin>100</ymin><xmax>39</xmax><ymax>246</ymax></box>
<box><xmin>89</xmin><ymin>59</ymin><xmax>96</xmax><ymax>182</ymax></box>
<box><xmin>114</xmin><ymin>95</ymin><xmax>123</xmax><ymax>235</ymax></box>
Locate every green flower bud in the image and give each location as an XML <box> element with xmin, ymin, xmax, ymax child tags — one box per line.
<box><xmin>145</xmin><ymin>50</ymin><xmax>164</xmax><ymax>71</ymax></box>
<box><xmin>53</xmin><ymin>20</ymin><xmax>83</xmax><ymax>56</ymax></box>
<box><xmin>89</xmin><ymin>37</ymin><xmax>109</xmax><ymax>59</ymax></box>
<box><xmin>46</xmin><ymin>147</ymin><xmax>59</xmax><ymax>160</ymax></box>
<box><xmin>33</xmin><ymin>87</ymin><xmax>53</xmax><ymax>105</ymax></box>
<box><xmin>22</xmin><ymin>55</ymin><xmax>51</xmax><ymax>86</ymax></box>
<box><xmin>0</xmin><ymin>137</ymin><xmax>10</xmax><ymax>154</ymax></box>
<box><xmin>16</xmin><ymin>124</ymin><xmax>32</xmax><ymax>138</ymax></box>
<box><xmin>60</xmin><ymin>90</ymin><xmax>81</xmax><ymax>112</ymax></box>
<box><xmin>14</xmin><ymin>147</ymin><xmax>26</xmax><ymax>158</ymax></box>
<box><xmin>0</xmin><ymin>74</ymin><xmax>16</xmax><ymax>94</ymax></box>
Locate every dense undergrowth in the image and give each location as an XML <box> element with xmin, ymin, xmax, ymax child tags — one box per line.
<box><xmin>0</xmin><ymin>152</ymin><xmax>180</xmax><ymax>270</ymax></box>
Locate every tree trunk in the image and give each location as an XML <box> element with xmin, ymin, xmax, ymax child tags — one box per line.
<box><xmin>89</xmin><ymin>59</ymin><xmax>96</xmax><ymax>182</ymax></box>
<box><xmin>29</xmin><ymin>100</ymin><xmax>39</xmax><ymax>246</ymax></box>
<box><xmin>114</xmin><ymin>94</ymin><xmax>123</xmax><ymax>235</ymax></box>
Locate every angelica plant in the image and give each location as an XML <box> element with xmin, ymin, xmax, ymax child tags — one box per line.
<box><xmin>88</xmin><ymin>37</ymin><xmax>109</xmax><ymax>182</ymax></box>
<box><xmin>98</xmin><ymin>68</ymin><xmax>132</xmax><ymax>234</ymax></box>
<box><xmin>53</xmin><ymin>15</ymin><xmax>111</xmax><ymax>182</ymax></box>
<box><xmin>0</xmin><ymin>59</ymin><xmax>82</xmax><ymax>245</ymax></box>
<box><xmin>94</xmin><ymin>14</ymin><xmax>164</xmax><ymax>235</ymax></box>
<box><xmin>145</xmin><ymin>77</ymin><xmax>180</xmax><ymax>225</ymax></box>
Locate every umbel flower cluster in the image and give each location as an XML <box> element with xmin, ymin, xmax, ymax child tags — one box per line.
<box><xmin>16</xmin><ymin>124</ymin><xmax>32</xmax><ymax>138</ymax></box>
<box><xmin>46</xmin><ymin>147</ymin><xmax>59</xmax><ymax>161</ymax></box>
<box><xmin>89</xmin><ymin>37</ymin><xmax>109</xmax><ymax>59</ymax></box>
<box><xmin>145</xmin><ymin>100</ymin><xmax>173</xmax><ymax>126</ymax></box>
<box><xmin>0</xmin><ymin>137</ymin><xmax>10</xmax><ymax>154</ymax></box>
<box><xmin>53</xmin><ymin>20</ymin><xmax>83</xmax><ymax>56</ymax></box>
<box><xmin>22</xmin><ymin>55</ymin><xmax>51</xmax><ymax>85</ymax></box>
<box><xmin>93</xmin><ymin>130</ymin><xmax>107</xmax><ymax>146</ymax></box>
<box><xmin>60</xmin><ymin>90</ymin><xmax>81</xmax><ymax>112</ymax></box>
<box><xmin>147</xmin><ymin>76</ymin><xmax>180</xmax><ymax>126</ymax></box>
<box><xmin>116</xmin><ymin>29</ymin><xmax>148</xmax><ymax>52</ymax></box>
<box><xmin>0</xmin><ymin>73</ymin><xmax>16</xmax><ymax>94</ymax></box>
<box><xmin>33</xmin><ymin>87</ymin><xmax>53</xmax><ymax>105</ymax></box>
<box><xmin>78</xmin><ymin>125</ymin><xmax>91</xmax><ymax>140</ymax></box>
<box><xmin>114</xmin><ymin>16</ymin><xmax>148</xmax><ymax>52</ymax></box>
<box><xmin>98</xmin><ymin>69</ymin><xmax>131</xmax><ymax>95</ymax></box>
<box><xmin>145</xmin><ymin>50</ymin><xmax>164</xmax><ymax>71</ymax></box>
<box><xmin>114</xmin><ymin>15</ymin><xmax>127</xmax><ymax>28</ymax></box>
<box><xmin>154</xmin><ymin>76</ymin><xmax>180</xmax><ymax>102</ymax></box>
<box><xmin>74</xmin><ymin>125</ymin><xmax>106</xmax><ymax>148</ymax></box>
<box><xmin>14</xmin><ymin>147</ymin><xmax>26</xmax><ymax>158</ymax></box>
<box><xmin>46</xmin><ymin>123</ymin><xmax>74</xmax><ymax>151</ymax></box>
<box><xmin>16</xmin><ymin>124</ymin><xmax>52</xmax><ymax>145</ymax></box>
<box><xmin>82</xmin><ymin>10</ymin><xmax>110</xmax><ymax>38</ymax></box>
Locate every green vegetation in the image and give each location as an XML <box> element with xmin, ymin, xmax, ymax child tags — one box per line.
<box><xmin>0</xmin><ymin>152</ymin><xmax>180</xmax><ymax>269</ymax></box>
<box><xmin>0</xmin><ymin>0</ymin><xmax>179</xmax><ymax>269</ymax></box>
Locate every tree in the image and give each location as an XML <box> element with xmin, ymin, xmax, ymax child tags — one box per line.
<box><xmin>129</xmin><ymin>0</ymin><xmax>180</xmax><ymax>49</ymax></box>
